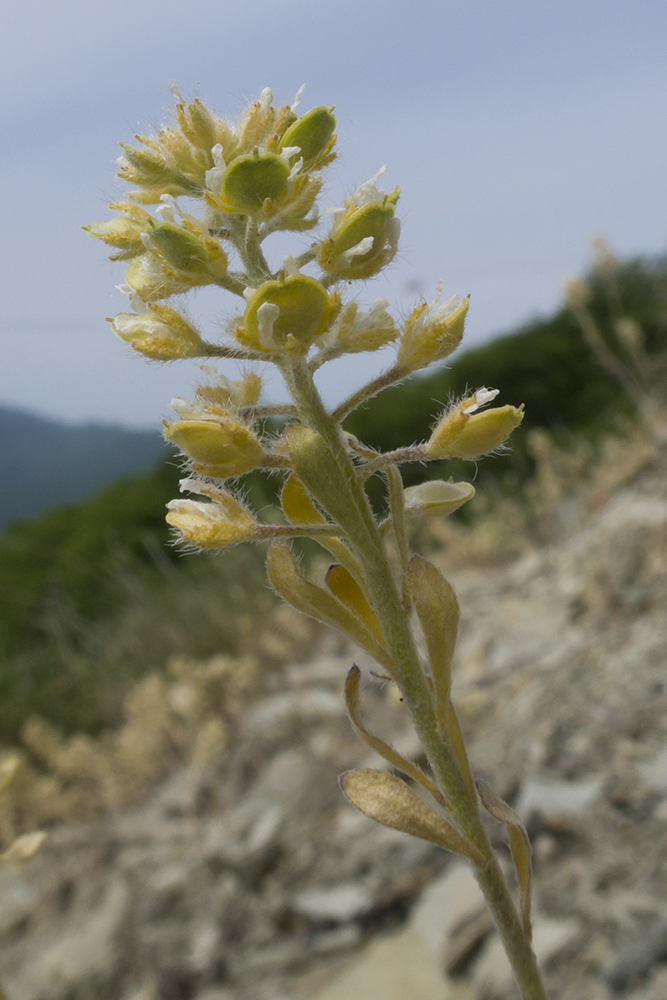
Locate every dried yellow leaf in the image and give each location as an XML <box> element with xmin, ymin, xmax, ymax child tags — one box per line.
<box><xmin>341</xmin><ymin>769</ymin><xmax>483</xmax><ymax>865</ymax></box>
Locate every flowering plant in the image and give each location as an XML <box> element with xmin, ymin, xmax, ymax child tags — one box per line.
<box><xmin>87</xmin><ymin>84</ymin><xmax>546</xmax><ymax>999</ymax></box>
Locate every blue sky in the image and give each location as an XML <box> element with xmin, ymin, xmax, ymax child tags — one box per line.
<box><xmin>3</xmin><ymin>0</ymin><xmax>667</xmax><ymax>426</ymax></box>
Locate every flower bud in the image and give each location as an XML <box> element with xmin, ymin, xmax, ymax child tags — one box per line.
<box><xmin>84</xmin><ymin>206</ymin><xmax>149</xmax><ymax>261</ymax></box>
<box><xmin>111</xmin><ymin>305</ymin><xmax>204</xmax><ymax>360</ymax></box>
<box><xmin>403</xmin><ymin>480</ymin><xmax>475</xmax><ymax>518</ymax></box>
<box><xmin>117</xmin><ymin>142</ymin><xmax>180</xmax><ymax>186</ymax></box>
<box><xmin>240</xmin><ymin>275</ymin><xmax>332</xmax><ymax>351</ymax></box>
<box><xmin>322</xmin><ymin>300</ymin><xmax>396</xmax><ymax>355</ymax></box>
<box><xmin>166</xmin><ymin>494</ymin><xmax>257</xmax><ymax>549</ymax></box>
<box><xmin>398</xmin><ymin>284</ymin><xmax>469</xmax><ymax>374</ymax></box>
<box><xmin>280</xmin><ymin>105</ymin><xmax>336</xmax><ymax>166</ymax></box>
<box><xmin>175</xmin><ymin>98</ymin><xmax>217</xmax><ymax>151</ymax></box>
<box><xmin>124</xmin><ymin>255</ymin><xmax>195</xmax><ymax>302</ymax></box>
<box><xmin>195</xmin><ymin>369</ymin><xmax>262</xmax><ymax>409</ymax></box>
<box><xmin>427</xmin><ymin>404</ymin><xmax>524</xmax><ymax>460</ymax></box>
<box><xmin>220</xmin><ymin>152</ymin><xmax>290</xmax><ymax>213</ymax></box>
<box><xmin>164</xmin><ymin>416</ymin><xmax>265</xmax><ymax>478</ymax></box>
<box><xmin>318</xmin><ymin>200</ymin><xmax>399</xmax><ymax>281</ymax></box>
<box><xmin>146</xmin><ymin>223</ymin><xmax>210</xmax><ymax>274</ymax></box>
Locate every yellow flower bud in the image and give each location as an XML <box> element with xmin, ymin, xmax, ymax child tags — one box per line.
<box><xmin>397</xmin><ymin>284</ymin><xmax>470</xmax><ymax>374</ymax></box>
<box><xmin>318</xmin><ymin>201</ymin><xmax>399</xmax><ymax>281</ymax></box>
<box><xmin>163</xmin><ymin>417</ymin><xmax>265</xmax><ymax>478</ymax></box>
<box><xmin>195</xmin><ymin>370</ymin><xmax>262</xmax><ymax>410</ymax></box>
<box><xmin>240</xmin><ymin>275</ymin><xmax>332</xmax><ymax>351</ymax></box>
<box><xmin>83</xmin><ymin>215</ymin><xmax>147</xmax><ymax>261</ymax></box>
<box><xmin>111</xmin><ymin>306</ymin><xmax>204</xmax><ymax>360</ymax></box>
<box><xmin>220</xmin><ymin>153</ymin><xmax>290</xmax><ymax>214</ymax></box>
<box><xmin>124</xmin><ymin>255</ymin><xmax>195</xmax><ymax>302</ymax></box>
<box><xmin>146</xmin><ymin>223</ymin><xmax>210</xmax><ymax>274</ymax></box>
<box><xmin>280</xmin><ymin>105</ymin><xmax>336</xmax><ymax>166</ymax></box>
<box><xmin>427</xmin><ymin>402</ymin><xmax>524</xmax><ymax>460</ymax></box>
<box><xmin>403</xmin><ymin>480</ymin><xmax>475</xmax><ymax>518</ymax></box>
<box><xmin>117</xmin><ymin>142</ymin><xmax>180</xmax><ymax>186</ymax></box>
<box><xmin>175</xmin><ymin>98</ymin><xmax>217</xmax><ymax>151</ymax></box>
<box><xmin>322</xmin><ymin>300</ymin><xmax>396</xmax><ymax>356</ymax></box>
<box><xmin>166</xmin><ymin>493</ymin><xmax>257</xmax><ymax>549</ymax></box>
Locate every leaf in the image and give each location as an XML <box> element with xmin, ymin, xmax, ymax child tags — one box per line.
<box><xmin>407</xmin><ymin>556</ymin><xmax>459</xmax><ymax>734</ymax></box>
<box><xmin>281</xmin><ymin>474</ymin><xmax>325</xmax><ymax>525</ymax></box>
<box><xmin>477</xmin><ymin>779</ymin><xmax>533</xmax><ymax>941</ymax></box>
<box><xmin>326</xmin><ymin>566</ymin><xmax>383</xmax><ymax>641</ymax></box>
<box><xmin>345</xmin><ymin>666</ymin><xmax>444</xmax><ymax>805</ymax></box>
<box><xmin>340</xmin><ymin>768</ymin><xmax>484</xmax><ymax>865</ymax></box>
<box><xmin>266</xmin><ymin>543</ymin><xmax>395</xmax><ymax>674</ymax></box>
<box><xmin>448</xmin><ymin>703</ymin><xmax>476</xmax><ymax>796</ymax></box>
<box><xmin>281</xmin><ymin>474</ymin><xmax>366</xmax><ymax>585</ymax></box>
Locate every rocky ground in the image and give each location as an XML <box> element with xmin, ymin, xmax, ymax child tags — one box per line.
<box><xmin>0</xmin><ymin>445</ymin><xmax>666</xmax><ymax>1000</ymax></box>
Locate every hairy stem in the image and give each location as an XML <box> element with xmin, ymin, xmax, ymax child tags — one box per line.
<box><xmin>283</xmin><ymin>354</ymin><xmax>548</xmax><ymax>1000</ymax></box>
<box><xmin>331</xmin><ymin>364</ymin><xmax>408</xmax><ymax>423</ymax></box>
<box><xmin>359</xmin><ymin>445</ymin><xmax>427</xmax><ymax>480</ymax></box>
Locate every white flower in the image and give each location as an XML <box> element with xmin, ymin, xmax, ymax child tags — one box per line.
<box><xmin>205</xmin><ymin>144</ymin><xmax>226</xmax><ymax>194</ymax></box>
<box><xmin>115</xmin><ymin>284</ymin><xmax>150</xmax><ymax>314</ymax></box>
<box><xmin>282</xmin><ymin>255</ymin><xmax>301</xmax><ymax>277</ymax></box>
<box><xmin>256</xmin><ymin>301</ymin><xmax>281</xmax><ymax>349</ymax></box>
<box><xmin>323</xmin><ymin>166</ymin><xmax>390</xmax><ymax>236</ymax></box>
<box><xmin>340</xmin><ymin>237</ymin><xmax>374</xmax><ymax>262</ymax></box>
<box><xmin>291</xmin><ymin>84</ymin><xmax>306</xmax><ymax>111</ymax></box>
<box><xmin>463</xmin><ymin>388</ymin><xmax>499</xmax><ymax>414</ymax></box>
<box><xmin>168</xmin><ymin>397</ymin><xmax>217</xmax><ymax>421</ymax></box>
<box><xmin>168</xmin><ymin>81</ymin><xmax>184</xmax><ymax>102</ymax></box>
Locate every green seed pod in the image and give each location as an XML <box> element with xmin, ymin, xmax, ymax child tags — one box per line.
<box><xmin>147</xmin><ymin>223</ymin><xmax>209</xmax><ymax>274</ymax></box>
<box><xmin>243</xmin><ymin>275</ymin><xmax>332</xmax><ymax>350</ymax></box>
<box><xmin>280</xmin><ymin>105</ymin><xmax>336</xmax><ymax>165</ymax></box>
<box><xmin>220</xmin><ymin>153</ymin><xmax>290</xmax><ymax>213</ymax></box>
<box><xmin>318</xmin><ymin>201</ymin><xmax>398</xmax><ymax>280</ymax></box>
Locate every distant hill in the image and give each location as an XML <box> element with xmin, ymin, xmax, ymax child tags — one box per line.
<box><xmin>0</xmin><ymin>406</ymin><xmax>166</xmax><ymax>531</ymax></box>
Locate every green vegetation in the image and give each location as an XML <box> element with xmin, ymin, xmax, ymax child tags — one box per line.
<box><xmin>1</xmin><ymin>255</ymin><xmax>664</xmax><ymax>739</ymax></box>
<box><xmin>0</xmin><ymin>460</ymin><xmax>273</xmax><ymax>738</ymax></box>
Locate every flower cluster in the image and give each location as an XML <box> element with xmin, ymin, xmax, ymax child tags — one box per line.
<box><xmin>87</xmin><ymin>85</ymin><xmax>522</xmax><ymax>552</ymax></box>
<box><xmin>87</xmin><ymin>87</ymin><xmax>544</xmax><ymax>1000</ymax></box>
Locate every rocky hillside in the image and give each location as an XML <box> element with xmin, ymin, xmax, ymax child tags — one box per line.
<box><xmin>0</xmin><ymin>439</ymin><xmax>666</xmax><ymax>1000</ymax></box>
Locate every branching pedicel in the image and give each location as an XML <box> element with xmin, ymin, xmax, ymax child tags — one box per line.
<box><xmin>87</xmin><ymin>85</ymin><xmax>547</xmax><ymax>999</ymax></box>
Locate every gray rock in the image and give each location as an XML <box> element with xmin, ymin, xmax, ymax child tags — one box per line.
<box><xmin>244</xmin><ymin>690</ymin><xmax>344</xmax><ymax>743</ymax></box>
<box><xmin>6</xmin><ymin>876</ymin><xmax>130</xmax><ymax>1000</ymax></box>
<box><xmin>640</xmin><ymin>745</ymin><xmax>667</xmax><ymax>791</ymax></box>
<box><xmin>291</xmin><ymin>884</ymin><xmax>374</xmax><ymax>923</ymax></box>
<box><xmin>411</xmin><ymin>862</ymin><xmax>487</xmax><ymax>967</ymax></box>
<box><xmin>0</xmin><ymin>872</ymin><xmax>38</xmax><ymax>937</ymax></box>
<box><xmin>472</xmin><ymin>916</ymin><xmax>581</xmax><ymax>997</ymax></box>
<box><xmin>515</xmin><ymin>777</ymin><xmax>603</xmax><ymax>824</ymax></box>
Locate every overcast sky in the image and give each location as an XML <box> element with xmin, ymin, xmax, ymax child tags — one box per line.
<box><xmin>2</xmin><ymin>0</ymin><xmax>667</xmax><ymax>427</ymax></box>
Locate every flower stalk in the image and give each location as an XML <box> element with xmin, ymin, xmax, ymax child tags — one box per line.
<box><xmin>87</xmin><ymin>84</ymin><xmax>546</xmax><ymax>999</ymax></box>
